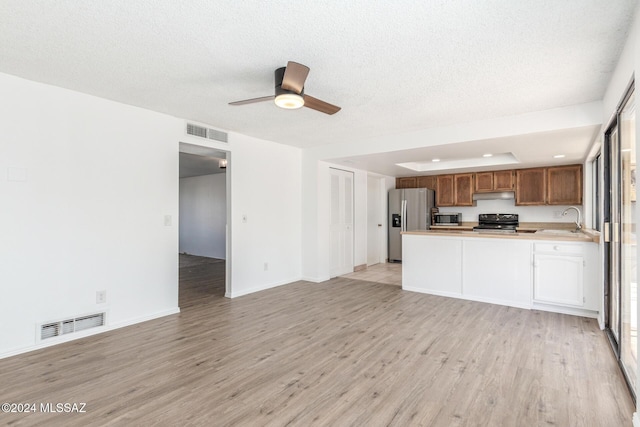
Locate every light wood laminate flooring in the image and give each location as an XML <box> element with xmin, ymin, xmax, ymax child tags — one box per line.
<box><xmin>341</xmin><ymin>262</ymin><xmax>402</xmax><ymax>286</ymax></box>
<box><xmin>0</xmin><ymin>255</ymin><xmax>633</xmax><ymax>426</ymax></box>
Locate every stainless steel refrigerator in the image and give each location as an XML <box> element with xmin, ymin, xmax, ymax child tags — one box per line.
<box><xmin>388</xmin><ymin>188</ymin><xmax>435</xmax><ymax>262</ymax></box>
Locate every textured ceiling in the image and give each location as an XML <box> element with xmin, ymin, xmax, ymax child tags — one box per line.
<box><xmin>0</xmin><ymin>1</ymin><xmax>636</xmax><ymax>152</ymax></box>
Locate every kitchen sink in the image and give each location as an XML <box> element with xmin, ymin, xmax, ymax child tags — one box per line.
<box><xmin>535</xmin><ymin>229</ymin><xmax>580</xmax><ymax>235</ymax></box>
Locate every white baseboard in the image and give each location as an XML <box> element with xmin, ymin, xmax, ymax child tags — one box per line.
<box><xmin>633</xmin><ymin>412</ymin><xmax>640</xmax><ymax>427</ymax></box>
<box><xmin>0</xmin><ymin>307</ymin><xmax>180</xmax><ymax>360</ymax></box>
<box><xmin>225</xmin><ymin>277</ymin><xmax>300</xmax><ymax>298</ymax></box>
<box><xmin>301</xmin><ymin>275</ymin><xmax>330</xmax><ymax>283</ymax></box>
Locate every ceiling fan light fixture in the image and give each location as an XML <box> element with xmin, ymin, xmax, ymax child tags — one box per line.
<box><xmin>274</xmin><ymin>93</ymin><xmax>304</xmax><ymax>109</ymax></box>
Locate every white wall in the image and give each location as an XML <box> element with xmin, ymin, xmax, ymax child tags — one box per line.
<box><xmin>227</xmin><ymin>133</ymin><xmax>302</xmax><ymax>297</ymax></box>
<box><xmin>179</xmin><ymin>173</ymin><xmax>226</xmax><ymax>259</ymax></box>
<box><xmin>0</xmin><ymin>72</ymin><xmax>304</xmax><ymax>357</ymax></box>
<box><xmin>452</xmin><ymin>200</ymin><xmax>583</xmax><ymax>224</ymax></box>
<box><xmin>0</xmin><ymin>72</ymin><xmax>181</xmax><ymax>356</ymax></box>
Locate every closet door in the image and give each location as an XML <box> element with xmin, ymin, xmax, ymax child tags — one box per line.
<box><xmin>330</xmin><ymin>168</ymin><xmax>354</xmax><ymax>277</ymax></box>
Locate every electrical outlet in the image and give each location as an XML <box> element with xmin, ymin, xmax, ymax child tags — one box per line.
<box><xmin>96</xmin><ymin>290</ymin><xmax>107</xmax><ymax>304</ymax></box>
<box><xmin>553</xmin><ymin>211</ymin><xmax>563</xmax><ymax>219</ymax></box>
<box><xmin>264</xmin><ymin>262</ymin><xmax>268</xmax><ymax>271</ymax></box>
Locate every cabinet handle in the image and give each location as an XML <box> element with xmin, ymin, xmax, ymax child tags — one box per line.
<box><xmin>604</xmin><ymin>222</ymin><xmax>610</xmax><ymax>243</ymax></box>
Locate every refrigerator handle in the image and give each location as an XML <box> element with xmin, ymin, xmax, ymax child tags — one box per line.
<box><xmin>402</xmin><ymin>199</ymin><xmax>407</xmax><ymax>232</ymax></box>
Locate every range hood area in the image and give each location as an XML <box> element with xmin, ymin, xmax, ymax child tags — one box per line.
<box><xmin>472</xmin><ymin>191</ymin><xmax>515</xmax><ymax>201</ymax></box>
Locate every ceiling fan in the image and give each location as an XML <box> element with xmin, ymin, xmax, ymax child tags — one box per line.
<box><xmin>229</xmin><ymin>61</ymin><xmax>341</xmax><ymax>115</ymax></box>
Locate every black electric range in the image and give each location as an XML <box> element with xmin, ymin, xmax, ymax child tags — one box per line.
<box><xmin>473</xmin><ymin>213</ymin><xmax>519</xmax><ymax>233</ymax></box>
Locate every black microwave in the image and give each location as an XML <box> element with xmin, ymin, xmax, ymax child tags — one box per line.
<box><xmin>433</xmin><ymin>212</ymin><xmax>462</xmax><ymax>226</ymax></box>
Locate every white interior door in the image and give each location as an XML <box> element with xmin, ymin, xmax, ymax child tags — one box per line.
<box><xmin>367</xmin><ymin>176</ymin><xmax>384</xmax><ymax>266</ymax></box>
<box><xmin>330</xmin><ymin>168</ymin><xmax>354</xmax><ymax>277</ymax></box>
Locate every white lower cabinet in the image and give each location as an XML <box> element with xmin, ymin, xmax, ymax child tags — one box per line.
<box><xmin>402</xmin><ymin>234</ymin><xmax>600</xmax><ymax>318</ymax></box>
<box><xmin>532</xmin><ymin>242</ymin><xmax>599</xmax><ymax>313</ymax></box>
<box><xmin>533</xmin><ymin>253</ymin><xmax>584</xmax><ymax>307</ymax></box>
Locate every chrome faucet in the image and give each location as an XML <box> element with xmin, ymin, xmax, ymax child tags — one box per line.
<box><xmin>562</xmin><ymin>206</ymin><xmax>582</xmax><ymax>231</ymax></box>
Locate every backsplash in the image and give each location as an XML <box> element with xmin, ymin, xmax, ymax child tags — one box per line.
<box><xmin>445</xmin><ymin>199</ymin><xmax>583</xmax><ymax>223</ymax></box>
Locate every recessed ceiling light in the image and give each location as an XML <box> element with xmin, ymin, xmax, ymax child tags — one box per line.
<box><xmin>553</xmin><ymin>154</ymin><xmax>565</xmax><ymax>159</ymax></box>
<box><xmin>432</xmin><ymin>158</ymin><xmax>440</xmax><ymax>162</ymax></box>
<box><xmin>483</xmin><ymin>153</ymin><xmax>493</xmax><ymax>158</ymax></box>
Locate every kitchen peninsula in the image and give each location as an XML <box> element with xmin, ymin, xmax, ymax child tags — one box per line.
<box><xmin>401</xmin><ymin>229</ymin><xmax>600</xmax><ymax>319</ymax></box>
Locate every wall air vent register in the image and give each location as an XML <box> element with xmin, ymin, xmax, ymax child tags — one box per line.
<box><xmin>40</xmin><ymin>312</ymin><xmax>106</xmax><ymax>340</ymax></box>
<box><xmin>186</xmin><ymin>123</ymin><xmax>228</xmax><ymax>143</ymax></box>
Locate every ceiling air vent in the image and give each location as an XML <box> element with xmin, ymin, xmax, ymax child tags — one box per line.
<box><xmin>40</xmin><ymin>312</ymin><xmax>106</xmax><ymax>340</ymax></box>
<box><xmin>186</xmin><ymin>123</ymin><xmax>228</xmax><ymax>143</ymax></box>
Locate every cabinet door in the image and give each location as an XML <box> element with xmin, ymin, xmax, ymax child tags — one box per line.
<box><xmin>416</xmin><ymin>176</ymin><xmax>437</xmax><ymax>190</ymax></box>
<box><xmin>396</xmin><ymin>177</ymin><xmax>417</xmax><ymax>189</ymax></box>
<box><xmin>474</xmin><ymin>172</ymin><xmax>494</xmax><ymax>192</ymax></box>
<box><xmin>547</xmin><ymin>165</ymin><xmax>582</xmax><ymax>205</ymax></box>
<box><xmin>454</xmin><ymin>173</ymin><xmax>474</xmax><ymax>206</ymax></box>
<box><xmin>516</xmin><ymin>168</ymin><xmax>546</xmax><ymax>205</ymax></box>
<box><xmin>493</xmin><ymin>170</ymin><xmax>514</xmax><ymax>191</ymax></box>
<box><xmin>533</xmin><ymin>254</ymin><xmax>584</xmax><ymax>306</ymax></box>
<box><xmin>436</xmin><ymin>175</ymin><xmax>454</xmax><ymax>206</ymax></box>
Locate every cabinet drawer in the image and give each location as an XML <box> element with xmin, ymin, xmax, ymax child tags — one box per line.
<box><xmin>534</xmin><ymin>243</ymin><xmax>584</xmax><ymax>255</ymax></box>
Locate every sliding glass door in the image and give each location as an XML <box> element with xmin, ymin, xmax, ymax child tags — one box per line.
<box><xmin>619</xmin><ymin>90</ymin><xmax>636</xmax><ymax>391</ymax></box>
<box><xmin>605</xmin><ymin>83</ymin><xmax>636</xmax><ymax>397</ymax></box>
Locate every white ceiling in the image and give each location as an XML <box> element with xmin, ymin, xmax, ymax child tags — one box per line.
<box><xmin>329</xmin><ymin>124</ymin><xmax>602</xmax><ymax>176</ymax></box>
<box><xmin>0</xmin><ymin>1</ymin><xmax>636</xmax><ymax>173</ymax></box>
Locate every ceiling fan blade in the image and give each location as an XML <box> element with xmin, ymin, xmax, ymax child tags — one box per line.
<box><xmin>281</xmin><ymin>61</ymin><xmax>310</xmax><ymax>94</ymax></box>
<box><xmin>303</xmin><ymin>94</ymin><xmax>341</xmax><ymax>115</ymax></box>
<box><xmin>229</xmin><ymin>95</ymin><xmax>275</xmax><ymax>106</ymax></box>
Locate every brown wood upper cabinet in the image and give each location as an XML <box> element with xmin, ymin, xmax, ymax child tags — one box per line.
<box><xmin>493</xmin><ymin>170</ymin><xmax>515</xmax><ymax>191</ymax></box>
<box><xmin>398</xmin><ymin>164</ymin><xmax>581</xmax><ymax>206</ymax></box>
<box><xmin>515</xmin><ymin>165</ymin><xmax>582</xmax><ymax>206</ymax></box>
<box><xmin>547</xmin><ymin>165</ymin><xmax>582</xmax><ymax>205</ymax></box>
<box><xmin>474</xmin><ymin>170</ymin><xmax>514</xmax><ymax>193</ymax></box>
<box><xmin>436</xmin><ymin>175</ymin><xmax>455</xmax><ymax>206</ymax></box>
<box><xmin>416</xmin><ymin>176</ymin><xmax>437</xmax><ymax>190</ymax></box>
<box><xmin>454</xmin><ymin>173</ymin><xmax>474</xmax><ymax>206</ymax></box>
<box><xmin>396</xmin><ymin>177</ymin><xmax>417</xmax><ymax>189</ymax></box>
<box><xmin>516</xmin><ymin>168</ymin><xmax>547</xmax><ymax>205</ymax></box>
<box><xmin>436</xmin><ymin>173</ymin><xmax>474</xmax><ymax>206</ymax></box>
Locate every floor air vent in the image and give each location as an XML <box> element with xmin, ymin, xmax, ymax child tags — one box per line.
<box><xmin>186</xmin><ymin>123</ymin><xmax>228</xmax><ymax>143</ymax></box>
<box><xmin>40</xmin><ymin>312</ymin><xmax>105</xmax><ymax>340</ymax></box>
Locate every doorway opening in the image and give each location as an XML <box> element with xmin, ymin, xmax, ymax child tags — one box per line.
<box><xmin>178</xmin><ymin>142</ymin><xmax>229</xmax><ymax>306</ymax></box>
